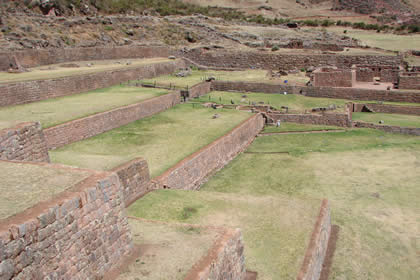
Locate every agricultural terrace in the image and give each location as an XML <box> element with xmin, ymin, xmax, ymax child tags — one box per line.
<box><xmin>50</xmin><ymin>104</ymin><xmax>251</xmax><ymax>176</ymax></box>
<box><xmin>0</xmin><ymin>58</ymin><xmax>173</xmax><ymax>83</ymax></box>
<box><xmin>0</xmin><ymin>85</ymin><xmax>168</xmax><ymax>129</ymax></box>
<box><xmin>129</xmin><ymin>128</ymin><xmax>420</xmax><ymax>280</ymax></box>
<box><xmin>142</xmin><ymin>69</ymin><xmax>310</xmax><ymax>87</ymax></box>
<box><xmin>352</xmin><ymin>112</ymin><xmax>420</xmax><ymax>128</ymax></box>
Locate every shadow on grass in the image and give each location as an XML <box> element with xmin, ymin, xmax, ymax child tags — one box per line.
<box><xmin>320</xmin><ymin>225</ymin><xmax>340</xmax><ymax>280</ymax></box>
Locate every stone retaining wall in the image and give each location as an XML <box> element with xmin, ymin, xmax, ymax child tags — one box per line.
<box><xmin>297</xmin><ymin>199</ymin><xmax>331</xmax><ymax>280</ymax></box>
<box><xmin>351</xmin><ymin>103</ymin><xmax>420</xmax><ymax>116</ymax></box>
<box><xmin>353</xmin><ymin>121</ymin><xmax>420</xmax><ymax>135</ymax></box>
<box><xmin>266</xmin><ymin>112</ymin><xmax>351</xmax><ymax>127</ymax></box>
<box><xmin>399</xmin><ymin>74</ymin><xmax>420</xmax><ymax>90</ymax></box>
<box><xmin>44</xmin><ymin>92</ymin><xmax>180</xmax><ymax>149</ymax></box>
<box><xmin>153</xmin><ymin>113</ymin><xmax>264</xmax><ymax>190</ymax></box>
<box><xmin>211</xmin><ymin>81</ymin><xmax>420</xmax><ymax>103</ymax></box>
<box><xmin>0</xmin><ymin>46</ymin><xmax>172</xmax><ymax>71</ymax></box>
<box><xmin>185</xmin><ymin>228</ymin><xmax>246</xmax><ymax>280</ymax></box>
<box><xmin>183</xmin><ymin>49</ymin><xmax>402</xmax><ymax>70</ymax></box>
<box><xmin>111</xmin><ymin>158</ymin><xmax>153</xmax><ymax>207</ymax></box>
<box><xmin>0</xmin><ymin>122</ymin><xmax>50</xmax><ymax>163</ymax></box>
<box><xmin>188</xmin><ymin>81</ymin><xmax>212</xmax><ymax>98</ymax></box>
<box><xmin>0</xmin><ymin>60</ymin><xmax>185</xmax><ymax>107</ymax></box>
<box><xmin>313</xmin><ymin>68</ymin><xmax>355</xmax><ymax>87</ymax></box>
<box><xmin>0</xmin><ymin>163</ymin><xmax>133</xmax><ymax>279</ymax></box>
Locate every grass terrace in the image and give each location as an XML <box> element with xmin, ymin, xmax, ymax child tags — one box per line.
<box><xmin>128</xmin><ymin>128</ymin><xmax>419</xmax><ymax>279</ymax></box>
<box><xmin>142</xmin><ymin>69</ymin><xmax>310</xmax><ymax>88</ymax></box>
<box><xmin>117</xmin><ymin>219</ymin><xmax>220</xmax><ymax>280</ymax></box>
<box><xmin>262</xmin><ymin>123</ymin><xmax>343</xmax><ymax>133</ymax></box>
<box><xmin>50</xmin><ymin>104</ymin><xmax>251</xmax><ymax>176</ymax></box>
<box><xmin>0</xmin><ymin>161</ymin><xmax>91</xmax><ymax>220</ymax></box>
<box><xmin>352</xmin><ymin>112</ymin><xmax>420</xmax><ymax>128</ymax></box>
<box><xmin>199</xmin><ymin>91</ymin><xmax>349</xmax><ymax>112</ymax></box>
<box><xmin>128</xmin><ymin>190</ymin><xmax>321</xmax><ymax>280</ymax></box>
<box><xmin>0</xmin><ymin>58</ymin><xmax>173</xmax><ymax>83</ymax></box>
<box><xmin>0</xmin><ymin>85</ymin><xmax>168</xmax><ymax>129</ymax></box>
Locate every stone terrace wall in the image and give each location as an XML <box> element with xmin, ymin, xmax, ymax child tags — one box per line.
<box><xmin>44</xmin><ymin>92</ymin><xmax>180</xmax><ymax>149</ymax></box>
<box><xmin>185</xmin><ymin>228</ymin><xmax>246</xmax><ymax>280</ymax></box>
<box><xmin>353</xmin><ymin>121</ymin><xmax>420</xmax><ymax>136</ymax></box>
<box><xmin>211</xmin><ymin>81</ymin><xmax>420</xmax><ymax>103</ymax></box>
<box><xmin>351</xmin><ymin>103</ymin><xmax>420</xmax><ymax>116</ymax></box>
<box><xmin>188</xmin><ymin>81</ymin><xmax>212</xmax><ymax>98</ymax></box>
<box><xmin>0</xmin><ymin>46</ymin><xmax>173</xmax><ymax>71</ymax></box>
<box><xmin>0</xmin><ymin>122</ymin><xmax>50</xmax><ymax>163</ymax></box>
<box><xmin>297</xmin><ymin>200</ymin><xmax>331</xmax><ymax>280</ymax></box>
<box><xmin>399</xmin><ymin>74</ymin><xmax>420</xmax><ymax>90</ymax></box>
<box><xmin>0</xmin><ymin>60</ymin><xmax>185</xmax><ymax>107</ymax></box>
<box><xmin>153</xmin><ymin>113</ymin><xmax>264</xmax><ymax>190</ymax></box>
<box><xmin>267</xmin><ymin>112</ymin><xmax>351</xmax><ymax>127</ymax></box>
<box><xmin>0</xmin><ymin>164</ymin><xmax>133</xmax><ymax>279</ymax></box>
<box><xmin>183</xmin><ymin>49</ymin><xmax>402</xmax><ymax>71</ymax></box>
<box><xmin>313</xmin><ymin>69</ymin><xmax>355</xmax><ymax>87</ymax></box>
<box><xmin>111</xmin><ymin>158</ymin><xmax>153</xmax><ymax>207</ymax></box>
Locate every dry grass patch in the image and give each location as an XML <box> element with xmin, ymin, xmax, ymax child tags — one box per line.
<box><xmin>0</xmin><ymin>58</ymin><xmax>172</xmax><ymax>83</ymax></box>
<box><xmin>0</xmin><ymin>161</ymin><xmax>91</xmax><ymax>220</ymax></box>
<box><xmin>117</xmin><ymin>219</ymin><xmax>219</xmax><ymax>280</ymax></box>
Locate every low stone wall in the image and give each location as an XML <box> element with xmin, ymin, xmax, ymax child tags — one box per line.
<box><xmin>153</xmin><ymin>113</ymin><xmax>265</xmax><ymax>190</ymax></box>
<box><xmin>0</xmin><ymin>122</ymin><xmax>50</xmax><ymax>163</ymax></box>
<box><xmin>185</xmin><ymin>228</ymin><xmax>246</xmax><ymax>280</ymax></box>
<box><xmin>188</xmin><ymin>81</ymin><xmax>212</xmax><ymax>98</ymax></box>
<box><xmin>297</xmin><ymin>200</ymin><xmax>331</xmax><ymax>280</ymax></box>
<box><xmin>399</xmin><ymin>74</ymin><xmax>420</xmax><ymax>90</ymax></box>
<box><xmin>111</xmin><ymin>158</ymin><xmax>153</xmax><ymax>207</ymax></box>
<box><xmin>211</xmin><ymin>81</ymin><xmax>420</xmax><ymax>103</ymax></box>
<box><xmin>44</xmin><ymin>92</ymin><xmax>180</xmax><ymax>149</ymax></box>
<box><xmin>351</xmin><ymin>103</ymin><xmax>420</xmax><ymax>116</ymax></box>
<box><xmin>266</xmin><ymin>112</ymin><xmax>351</xmax><ymax>127</ymax></box>
<box><xmin>353</xmin><ymin>121</ymin><xmax>420</xmax><ymax>135</ymax></box>
<box><xmin>183</xmin><ymin>49</ymin><xmax>402</xmax><ymax>71</ymax></box>
<box><xmin>0</xmin><ymin>60</ymin><xmax>185</xmax><ymax>107</ymax></box>
<box><xmin>0</xmin><ymin>163</ymin><xmax>133</xmax><ymax>279</ymax></box>
<box><xmin>0</xmin><ymin>46</ymin><xmax>173</xmax><ymax>71</ymax></box>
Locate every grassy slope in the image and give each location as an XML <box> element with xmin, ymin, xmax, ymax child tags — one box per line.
<box><xmin>352</xmin><ymin>112</ymin><xmax>420</xmax><ymax>128</ymax></box>
<box><xmin>0</xmin><ymin>85</ymin><xmax>168</xmax><ymax>129</ymax></box>
<box><xmin>201</xmin><ymin>129</ymin><xmax>420</xmax><ymax>279</ymax></box>
<box><xmin>128</xmin><ymin>190</ymin><xmax>320</xmax><ymax>280</ymax></box>
<box><xmin>50</xmin><ymin>104</ymin><xmax>251</xmax><ymax>176</ymax></box>
<box><xmin>0</xmin><ymin>58</ymin><xmax>171</xmax><ymax>83</ymax></box>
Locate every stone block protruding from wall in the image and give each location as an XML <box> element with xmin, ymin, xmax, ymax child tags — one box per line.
<box><xmin>0</xmin><ymin>122</ymin><xmax>50</xmax><ymax>163</ymax></box>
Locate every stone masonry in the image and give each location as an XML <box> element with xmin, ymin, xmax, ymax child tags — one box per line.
<box><xmin>0</xmin><ymin>165</ymin><xmax>133</xmax><ymax>280</ymax></box>
<box><xmin>0</xmin><ymin>122</ymin><xmax>50</xmax><ymax>163</ymax></box>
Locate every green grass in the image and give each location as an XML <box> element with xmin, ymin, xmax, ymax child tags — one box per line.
<box><xmin>142</xmin><ymin>70</ymin><xmax>309</xmax><ymax>88</ymax></box>
<box><xmin>262</xmin><ymin>123</ymin><xmax>342</xmax><ymax>133</ymax></box>
<box><xmin>199</xmin><ymin>91</ymin><xmax>349</xmax><ymax>113</ymax></box>
<box><xmin>128</xmin><ymin>190</ymin><xmax>321</xmax><ymax>280</ymax></box>
<box><xmin>0</xmin><ymin>58</ymin><xmax>172</xmax><ymax>83</ymax></box>
<box><xmin>50</xmin><ymin>104</ymin><xmax>251</xmax><ymax>176</ymax></box>
<box><xmin>352</xmin><ymin>112</ymin><xmax>420</xmax><ymax>128</ymax></box>
<box><xmin>199</xmin><ymin>130</ymin><xmax>420</xmax><ymax>280</ymax></box>
<box><xmin>0</xmin><ymin>85</ymin><xmax>168</xmax><ymax>129</ymax></box>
